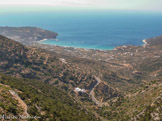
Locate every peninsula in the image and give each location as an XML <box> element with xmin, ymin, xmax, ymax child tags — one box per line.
<box><xmin>0</xmin><ymin>26</ymin><xmax>58</xmax><ymax>45</ymax></box>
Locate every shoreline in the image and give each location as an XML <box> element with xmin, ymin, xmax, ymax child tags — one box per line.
<box><xmin>39</xmin><ymin>39</ymin><xmax>48</xmax><ymax>42</ymax></box>
<box><xmin>38</xmin><ymin>38</ymin><xmax>148</xmax><ymax>52</ymax></box>
<box><xmin>39</xmin><ymin>39</ymin><xmax>113</xmax><ymax>51</ymax></box>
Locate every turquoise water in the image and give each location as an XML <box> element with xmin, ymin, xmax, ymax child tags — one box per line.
<box><xmin>0</xmin><ymin>10</ymin><xmax>162</xmax><ymax>50</ymax></box>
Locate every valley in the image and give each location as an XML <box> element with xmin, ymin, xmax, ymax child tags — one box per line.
<box><xmin>0</xmin><ymin>27</ymin><xmax>161</xmax><ymax>121</ymax></box>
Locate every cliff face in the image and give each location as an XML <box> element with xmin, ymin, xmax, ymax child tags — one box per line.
<box><xmin>0</xmin><ymin>27</ymin><xmax>58</xmax><ymax>45</ymax></box>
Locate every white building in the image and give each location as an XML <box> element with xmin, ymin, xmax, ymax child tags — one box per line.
<box><xmin>74</xmin><ymin>87</ymin><xmax>86</xmax><ymax>93</ymax></box>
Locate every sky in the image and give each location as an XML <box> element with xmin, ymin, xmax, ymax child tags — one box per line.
<box><xmin>0</xmin><ymin>0</ymin><xmax>162</xmax><ymax>11</ymax></box>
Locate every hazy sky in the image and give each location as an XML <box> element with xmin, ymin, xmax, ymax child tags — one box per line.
<box><xmin>0</xmin><ymin>0</ymin><xmax>162</xmax><ymax>11</ymax></box>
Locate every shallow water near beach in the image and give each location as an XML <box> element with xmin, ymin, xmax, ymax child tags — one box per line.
<box><xmin>0</xmin><ymin>10</ymin><xmax>162</xmax><ymax>50</ymax></box>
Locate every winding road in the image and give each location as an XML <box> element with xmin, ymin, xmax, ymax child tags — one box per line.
<box><xmin>89</xmin><ymin>76</ymin><xmax>102</xmax><ymax>106</ymax></box>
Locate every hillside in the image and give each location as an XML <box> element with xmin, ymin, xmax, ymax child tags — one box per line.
<box><xmin>0</xmin><ymin>35</ymin><xmax>95</xmax><ymax>88</ymax></box>
<box><xmin>0</xmin><ymin>32</ymin><xmax>161</xmax><ymax>121</ymax></box>
<box><xmin>0</xmin><ymin>83</ymin><xmax>26</xmax><ymax>118</ymax></box>
<box><xmin>33</xmin><ymin>34</ymin><xmax>162</xmax><ymax>120</ymax></box>
<box><xmin>39</xmin><ymin>36</ymin><xmax>162</xmax><ymax>90</ymax></box>
<box><xmin>96</xmin><ymin>79</ymin><xmax>162</xmax><ymax>121</ymax></box>
<box><xmin>0</xmin><ymin>74</ymin><xmax>97</xmax><ymax>121</ymax></box>
<box><xmin>0</xmin><ymin>35</ymin><xmax>121</xmax><ymax>119</ymax></box>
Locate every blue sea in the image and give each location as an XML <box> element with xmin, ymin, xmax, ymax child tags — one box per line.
<box><xmin>0</xmin><ymin>10</ymin><xmax>162</xmax><ymax>50</ymax></box>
